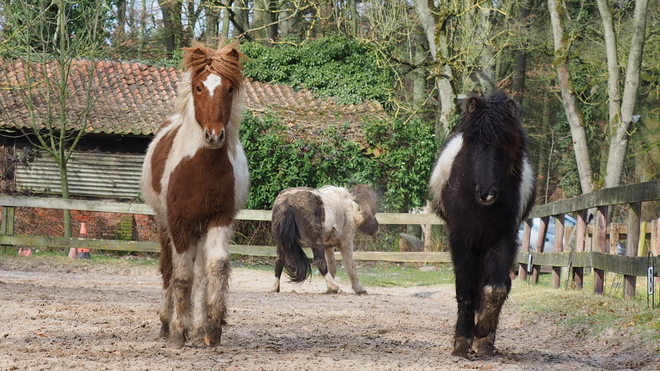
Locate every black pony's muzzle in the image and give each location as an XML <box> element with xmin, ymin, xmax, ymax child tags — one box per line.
<box><xmin>476</xmin><ymin>186</ymin><xmax>498</xmax><ymax>206</ymax></box>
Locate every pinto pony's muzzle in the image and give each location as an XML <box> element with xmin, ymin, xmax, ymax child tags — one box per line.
<box><xmin>204</xmin><ymin>127</ymin><xmax>226</xmax><ymax>149</ymax></box>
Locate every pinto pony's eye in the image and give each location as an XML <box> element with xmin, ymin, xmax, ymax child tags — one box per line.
<box><xmin>196</xmin><ymin>86</ymin><xmax>202</xmax><ymax>93</ymax></box>
<box><xmin>227</xmin><ymin>86</ymin><xmax>234</xmax><ymax>94</ymax></box>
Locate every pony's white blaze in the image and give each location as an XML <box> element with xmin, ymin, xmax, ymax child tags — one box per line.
<box><xmin>518</xmin><ymin>157</ymin><xmax>535</xmax><ymax>222</ymax></box>
<box><xmin>429</xmin><ymin>133</ymin><xmax>463</xmax><ymax>212</ymax></box>
<box><xmin>202</xmin><ymin>74</ymin><xmax>223</xmax><ymax>97</ymax></box>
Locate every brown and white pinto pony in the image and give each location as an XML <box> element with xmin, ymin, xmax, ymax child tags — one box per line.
<box><xmin>140</xmin><ymin>41</ymin><xmax>249</xmax><ymax>348</ymax></box>
<box><xmin>270</xmin><ymin>185</ymin><xmax>379</xmax><ymax>295</ymax></box>
<box><xmin>429</xmin><ymin>90</ymin><xmax>535</xmax><ymax>358</ymax></box>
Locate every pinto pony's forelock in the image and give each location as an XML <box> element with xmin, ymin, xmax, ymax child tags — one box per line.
<box><xmin>181</xmin><ymin>41</ymin><xmax>244</xmax><ymax>92</ymax></box>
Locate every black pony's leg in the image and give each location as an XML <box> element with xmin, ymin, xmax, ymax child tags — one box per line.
<box><xmin>473</xmin><ymin>237</ymin><xmax>517</xmax><ymax>356</ymax></box>
<box><xmin>450</xmin><ymin>239</ymin><xmax>479</xmax><ymax>358</ymax></box>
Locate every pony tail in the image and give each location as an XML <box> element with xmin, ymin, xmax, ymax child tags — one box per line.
<box><xmin>272</xmin><ymin>204</ymin><xmax>311</xmax><ymax>283</ymax></box>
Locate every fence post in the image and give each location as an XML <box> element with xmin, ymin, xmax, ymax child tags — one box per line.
<box><xmin>518</xmin><ymin>219</ymin><xmax>532</xmax><ymax>280</ymax></box>
<box><xmin>1</xmin><ymin>206</ymin><xmax>15</xmax><ymax>254</ymax></box>
<box><xmin>572</xmin><ymin>209</ymin><xmax>588</xmax><ymax>289</ymax></box>
<box><xmin>624</xmin><ymin>202</ymin><xmax>642</xmax><ymax>299</ymax></box>
<box><xmin>594</xmin><ymin>206</ymin><xmax>608</xmax><ymax>294</ymax></box>
<box><xmin>552</xmin><ymin>214</ymin><xmax>565</xmax><ymax>288</ymax></box>
<box><xmin>531</xmin><ymin>216</ymin><xmax>549</xmax><ymax>284</ymax></box>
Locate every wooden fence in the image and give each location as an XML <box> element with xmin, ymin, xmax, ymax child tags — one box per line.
<box><xmin>517</xmin><ymin>180</ymin><xmax>660</xmax><ymax>299</ymax></box>
<box><xmin>2</xmin><ymin>179</ymin><xmax>660</xmax><ymax>299</ymax></box>
<box><xmin>0</xmin><ymin>195</ymin><xmax>449</xmax><ymax>263</ymax></box>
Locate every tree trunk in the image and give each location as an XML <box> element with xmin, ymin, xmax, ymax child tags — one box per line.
<box><xmin>158</xmin><ymin>0</ymin><xmax>184</xmax><ymax>55</ymax></box>
<box><xmin>511</xmin><ymin>0</ymin><xmax>533</xmax><ymax>106</ymax></box>
<box><xmin>412</xmin><ymin>0</ymin><xmax>455</xmax><ymax>139</ymax></box>
<box><xmin>233</xmin><ymin>0</ymin><xmax>250</xmax><ymax>37</ymax></box>
<box><xmin>468</xmin><ymin>2</ymin><xmax>495</xmax><ymax>94</ymax></box>
<box><xmin>603</xmin><ymin>0</ymin><xmax>649</xmax><ymax>188</ymax></box>
<box><xmin>204</xmin><ymin>0</ymin><xmax>220</xmax><ymax>46</ymax></box>
<box><xmin>116</xmin><ymin>0</ymin><xmax>126</xmax><ymax>41</ymax></box>
<box><xmin>547</xmin><ymin>0</ymin><xmax>594</xmax><ymax>194</ymax></box>
<box><xmin>59</xmin><ymin>162</ymin><xmax>72</xmax><ymax>238</ymax></box>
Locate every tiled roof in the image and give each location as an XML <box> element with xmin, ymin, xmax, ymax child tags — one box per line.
<box><xmin>0</xmin><ymin>59</ymin><xmax>387</xmax><ymax>137</ymax></box>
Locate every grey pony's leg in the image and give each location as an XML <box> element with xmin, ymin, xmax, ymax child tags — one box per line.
<box><xmin>325</xmin><ymin>246</ymin><xmax>337</xmax><ymax>278</ymax></box>
<box><xmin>338</xmin><ymin>240</ymin><xmax>366</xmax><ymax>295</ymax></box>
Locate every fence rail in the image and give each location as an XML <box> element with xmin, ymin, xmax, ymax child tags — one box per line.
<box><xmin>2</xmin><ymin>179</ymin><xmax>660</xmax><ymax>300</ymax></box>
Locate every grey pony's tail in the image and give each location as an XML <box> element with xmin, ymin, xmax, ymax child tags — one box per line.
<box><xmin>272</xmin><ymin>201</ymin><xmax>311</xmax><ymax>283</ymax></box>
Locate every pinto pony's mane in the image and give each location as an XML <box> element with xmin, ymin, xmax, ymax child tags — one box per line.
<box><xmin>460</xmin><ymin>90</ymin><xmax>525</xmax><ymax>163</ymax></box>
<box><xmin>181</xmin><ymin>40</ymin><xmax>245</xmax><ymax>90</ymax></box>
<box><xmin>175</xmin><ymin>40</ymin><xmax>246</xmax><ymax>155</ymax></box>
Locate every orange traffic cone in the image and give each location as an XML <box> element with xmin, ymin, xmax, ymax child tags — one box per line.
<box><xmin>76</xmin><ymin>223</ymin><xmax>91</xmax><ymax>259</ymax></box>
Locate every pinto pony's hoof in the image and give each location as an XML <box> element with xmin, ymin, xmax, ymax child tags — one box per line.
<box><xmin>167</xmin><ymin>331</ymin><xmax>188</xmax><ymax>349</ymax></box>
<box><xmin>451</xmin><ymin>336</ymin><xmax>472</xmax><ymax>358</ymax></box>
<box><xmin>355</xmin><ymin>288</ymin><xmax>368</xmax><ymax>295</ymax></box>
<box><xmin>204</xmin><ymin>334</ymin><xmax>221</xmax><ymax>347</ymax></box>
<box><xmin>159</xmin><ymin>322</ymin><xmax>170</xmax><ymax>339</ymax></box>
<box><xmin>204</xmin><ymin>325</ymin><xmax>223</xmax><ymax>347</ymax></box>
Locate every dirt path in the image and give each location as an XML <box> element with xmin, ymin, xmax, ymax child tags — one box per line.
<box><xmin>0</xmin><ymin>257</ymin><xmax>657</xmax><ymax>371</ymax></box>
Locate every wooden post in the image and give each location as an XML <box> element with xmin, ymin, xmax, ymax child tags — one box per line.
<box><xmin>518</xmin><ymin>220</ymin><xmax>532</xmax><ymax>280</ymax></box>
<box><xmin>1</xmin><ymin>206</ymin><xmax>15</xmax><ymax>254</ymax></box>
<box><xmin>625</xmin><ymin>202</ymin><xmax>641</xmax><ymax>299</ymax></box>
<box><xmin>594</xmin><ymin>206</ymin><xmax>608</xmax><ymax>294</ymax></box>
<box><xmin>552</xmin><ymin>214</ymin><xmax>565</xmax><ymax>288</ymax></box>
<box><xmin>655</xmin><ymin>218</ymin><xmax>660</xmax><ymax>284</ymax></box>
<box><xmin>572</xmin><ymin>209</ymin><xmax>588</xmax><ymax>289</ymax></box>
<box><xmin>531</xmin><ymin>216</ymin><xmax>549</xmax><ymax>284</ymax></box>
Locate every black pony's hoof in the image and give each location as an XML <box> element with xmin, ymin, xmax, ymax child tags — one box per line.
<box><xmin>473</xmin><ymin>336</ymin><xmax>496</xmax><ymax>357</ymax></box>
<box><xmin>451</xmin><ymin>336</ymin><xmax>472</xmax><ymax>358</ymax></box>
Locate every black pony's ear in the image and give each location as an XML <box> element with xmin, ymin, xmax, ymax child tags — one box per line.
<box><xmin>464</xmin><ymin>95</ymin><xmax>483</xmax><ymax>114</ymax></box>
<box><xmin>507</xmin><ymin>98</ymin><xmax>519</xmax><ymax>116</ymax></box>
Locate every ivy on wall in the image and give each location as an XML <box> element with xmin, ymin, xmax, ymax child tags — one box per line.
<box><xmin>241</xmin><ymin>36</ymin><xmax>392</xmax><ymax>106</ymax></box>
<box><xmin>240</xmin><ymin>111</ymin><xmax>439</xmax><ymax>213</ymax></box>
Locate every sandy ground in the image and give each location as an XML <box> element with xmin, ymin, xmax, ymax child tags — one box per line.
<box><xmin>0</xmin><ymin>256</ymin><xmax>658</xmax><ymax>371</ymax></box>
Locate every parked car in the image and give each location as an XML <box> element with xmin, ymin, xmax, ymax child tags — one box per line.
<box><xmin>518</xmin><ymin>215</ymin><xmax>577</xmax><ymax>253</ymax></box>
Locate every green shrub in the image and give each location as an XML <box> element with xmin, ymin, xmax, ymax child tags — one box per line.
<box><xmin>240</xmin><ymin>111</ymin><xmax>439</xmax><ymax>213</ymax></box>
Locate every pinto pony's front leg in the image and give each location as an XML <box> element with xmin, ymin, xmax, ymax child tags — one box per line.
<box><xmin>169</xmin><ymin>247</ymin><xmax>196</xmax><ymax>348</ymax></box>
<box><xmin>201</xmin><ymin>225</ymin><xmax>233</xmax><ymax>346</ymax></box>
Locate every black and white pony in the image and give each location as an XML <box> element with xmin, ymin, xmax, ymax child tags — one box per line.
<box><xmin>429</xmin><ymin>90</ymin><xmax>535</xmax><ymax>358</ymax></box>
<box><xmin>270</xmin><ymin>185</ymin><xmax>379</xmax><ymax>295</ymax></box>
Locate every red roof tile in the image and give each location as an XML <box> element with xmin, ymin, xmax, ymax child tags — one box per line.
<box><xmin>0</xmin><ymin>58</ymin><xmax>387</xmax><ymax>137</ymax></box>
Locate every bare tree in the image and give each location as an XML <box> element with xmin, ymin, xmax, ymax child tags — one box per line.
<box><xmin>0</xmin><ymin>0</ymin><xmax>107</xmax><ymax>237</ymax></box>
<box><xmin>547</xmin><ymin>0</ymin><xmax>594</xmax><ymax>194</ymax></box>
<box><xmin>597</xmin><ymin>0</ymin><xmax>649</xmax><ymax>188</ymax></box>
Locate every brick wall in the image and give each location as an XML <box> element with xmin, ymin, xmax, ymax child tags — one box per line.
<box><xmin>10</xmin><ymin>207</ymin><xmax>158</xmax><ymax>242</ymax></box>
